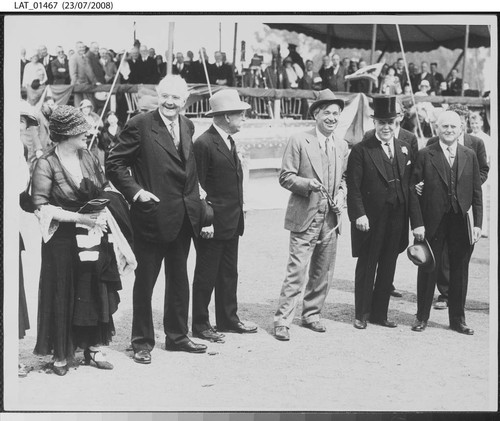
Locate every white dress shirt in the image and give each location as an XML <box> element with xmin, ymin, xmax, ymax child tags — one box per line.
<box><xmin>375</xmin><ymin>133</ymin><xmax>395</xmax><ymax>160</ymax></box>
<box><xmin>439</xmin><ymin>140</ymin><xmax>458</xmax><ymax>166</ymax></box>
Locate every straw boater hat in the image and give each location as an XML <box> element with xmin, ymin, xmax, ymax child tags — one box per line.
<box><xmin>308</xmin><ymin>89</ymin><xmax>345</xmax><ymax>116</ymax></box>
<box><xmin>20</xmin><ymin>101</ymin><xmax>39</xmax><ymax>127</ymax></box>
<box><xmin>205</xmin><ymin>89</ymin><xmax>251</xmax><ymax>117</ymax></box>
<box><xmin>370</xmin><ymin>95</ymin><xmax>397</xmax><ymax>120</ymax></box>
<box><xmin>49</xmin><ymin>105</ymin><xmax>92</xmax><ymax>138</ymax></box>
<box><xmin>407</xmin><ymin>239</ymin><xmax>436</xmax><ymax>273</ymax></box>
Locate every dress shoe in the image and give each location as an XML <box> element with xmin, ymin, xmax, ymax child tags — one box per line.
<box><xmin>274</xmin><ymin>326</ymin><xmax>290</xmax><ymax>341</ymax></box>
<box><xmin>434</xmin><ymin>300</ymin><xmax>448</xmax><ymax>310</ymax></box>
<box><xmin>52</xmin><ymin>364</ymin><xmax>68</xmax><ymax>376</ymax></box>
<box><xmin>133</xmin><ymin>349</ymin><xmax>151</xmax><ymax>364</ymax></box>
<box><xmin>450</xmin><ymin>322</ymin><xmax>474</xmax><ymax>335</ymax></box>
<box><xmin>193</xmin><ymin>328</ymin><xmax>225</xmax><ymax>343</ymax></box>
<box><xmin>217</xmin><ymin>321</ymin><xmax>257</xmax><ymax>334</ymax></box>
<box><xmin>84</xmin><ymin>349</ymin><xmax>114</xmax><ymax>370</ymax></box>
<box><xmin>390</xmin><ymin>289</ymin><xmax>403</xmax><ymax>298</ymax></box>
<box><xmin>302</xmin><ymin>321</ymin><xmax>326</xmax><ymax>333</ymax></box>
<box><xmin>354</xmin><ymin>319</ymin><xmax>367</xmax><ymax>329</ymax></box>
<box><xmin>411</xmin><ymin>319</ymin><xmax>427</xmax><ymax>332</ymax></box>
<box><xmin>370</xmin><ymin>319</ymin><xmax>398</xmax><ymax>328</ymax></box>
<box><xmin>165</xmin><ymin>338</ymin><xmax>207</xmax><ymax>353</ymax></box>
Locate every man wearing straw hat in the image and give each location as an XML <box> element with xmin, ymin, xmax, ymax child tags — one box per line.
<box><xmin>191</xmin><ymin>89</ymin><xmax>257</xmax><ymax>343</ymax></box>
<box><xmin>106</xmin><ymin>75</ymin><xmax>210</xmax><ymax>364</ymax></box>
<box><xmin>273</xmin><ymin>89</ymin><xmax>349</xmax><ymax>341</ymax></box>
<box><xmin>347</xmin><ymin>95</ymin><xmax>415</xmax><ymax>330</ymax></box>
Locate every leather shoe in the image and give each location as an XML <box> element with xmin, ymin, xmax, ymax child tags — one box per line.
<box><xmin>52</xmin><ymin>364</ymin><xmax>68</xmax><ymax>376</ymax></box>
<box><xmin>218</xmin><ymin>321</ymin><xmax>257</xmax><ymax>334</ymax></box>
<box><xmin>133</xmin><ymin>350</ymin><xmax>151</xmax><ymax>364</ymax></box>
<box><xmin>450</xmin><ymin>322</ymin><xmax>474</xmax><ymax>335</ymax></box>
<box><xmin>434</xmin><ymin>300</ymin><xmax>448</xmax><ymax>310</ymax></box>
<box><xmin>303</xmin><ymin>321</ymin><xmax>326</xmax><ymax>333</ymax></box>
<box><xmin>274</xmin><ymin>326</ymin><xmax>290</xmax><ymax>341</ymax></box>
<box><xmin>354</xmin><ymin>319</ymin><xmax>367</xmax><ymax>329</ymax></box>
<box><xmin>165</xmin><ymin>338</ymin><xmax>207</xmax><ymax>353</ymax></box>
<box><xmin>370</xmin><ymin>318</ymin><xmax>397</xmax><ymax>328</ymax></box>
<box><xmin>411</xmin><ymin>319</ymin><xmax>427</xmax><ymax>332</ymax></box>
<box><xmin>390</xmin><ymin>289</ymin><xmax>403</xmax><ymax>298</ymax></box>
<box><xmin>193</xmin><ymin>328</ymin><xmax>225</xmax><ymax>343</ymax></box>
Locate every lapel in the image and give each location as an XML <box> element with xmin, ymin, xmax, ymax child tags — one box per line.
<box><xmin>304</xmin><ymin>129</ymin><xmax>323</xmax><ymax>183</ymax></box>
<box><xmin>393</xmin><ymin>139</ymin><xmax>406</xmax><ymax>177</ymax></box>
<box><xmin>366</xmin><ymin>136</ymin><xmax>389</xmax><ymax>183</ymax></box>
<box><xmin>151</xmin><ymin>110</ymin><xmax>182</xmax><ymax>164</ymax></box>
<box><xmin>210</xmin><ymin>125</ymin><xmax>236</xmax><ymax>169</ymax></box>
<box><xmin>429</xmin><ymin>142</ymin><xmax>449</xmax><ymax>187</ymax></box>
<box><xmin>463</xmin><ymin>133</ymin><xmax>473</xmax><ymax>149</ymax></box>
<box><xmin>332</xmin><ymin>136</ymin><xmax>343</xmax><ymax>193</ymax></box>
<box><xmin>456</xmin><ymin>143</ymin><xmax>469</xmax><ymax>181</ymax></box>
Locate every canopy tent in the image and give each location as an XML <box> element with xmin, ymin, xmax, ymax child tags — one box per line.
<box><xmin>263</xmin><ymin>23</ymin><xmax>491</xmax><ymax>52</ymax></box>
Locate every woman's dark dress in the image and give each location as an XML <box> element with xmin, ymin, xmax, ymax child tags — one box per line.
<box><xmin>32</xmin><ymin>146</ymin><xmax>122</xmax><ymax>361</ymax></box>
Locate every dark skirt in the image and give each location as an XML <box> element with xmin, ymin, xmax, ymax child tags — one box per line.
<box><xmin>34</xmin><ymin>222</ymin><xmax>122</xmax><ymax>361</ymax></box>
<box><xmin>19</xmin><ymin>234</ymin><xmax>30</xmax><ymax>340</ymax></box>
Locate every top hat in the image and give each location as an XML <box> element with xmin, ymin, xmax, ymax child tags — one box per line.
<box><xmin>371</xmin><ymin>95</ymin><xmax>398</xmax><ymax>120</ymax></box>
<box><xmin>205</xmin><ymin>89</ymin><xmax>251</xmax><ymax>117</ymax></box>
<box><xmin>309</xmin><ymin>89</ymin><xmax>345</xmax><ymax>116</ymax></box>
<box><xmin>407</xmin><ymin>238</ymin><xmax>436</xmax><ymax>273</ymax></box>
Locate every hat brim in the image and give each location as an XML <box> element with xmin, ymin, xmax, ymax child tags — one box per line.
<box><xmin>370</xmin><ymin>113</ymin><xmax>398</xmax><ymax>121</ymax></box>
<box><xmin>309</xmin><ymin>99</ymin><xmax>345</xmax><ymax>117</ymax></box>
<box><xmin>205</xmin><ymin>102</ymin><xmax>251</xmax><ymax>117</ymax></box>
<box><xmin>408</xmin><ymin>238</ymin><xmax>436</xmax><ymax>273</ymax></box>
<box><xmin>21</xmin><ymin>113</ymin><xmax>39</xmax><ymax>127</ymax></box>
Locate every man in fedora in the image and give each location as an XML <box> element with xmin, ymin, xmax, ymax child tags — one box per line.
<box><xmin>273</xmin><ymin>89</ymin><xmax>349</xmax><ymax>341</ymax></box>
<box><xmin>347</xmin><ymin>95</ymin><xmax>415</xmax><ymax>330</ymax></box>
<box><xmin>191</xmin><ymin>89</ymin><xmax>257</xmax><ymax>342</ymax></box>
<box><xmin>106</xmin><ymin>75</ymin><xmax>211</xmax><ymax>364</ymax></box>
<box><xmin>409</xmin><ymin>110</ymin><xmax>482</xmax><ymax>334</ymax></box>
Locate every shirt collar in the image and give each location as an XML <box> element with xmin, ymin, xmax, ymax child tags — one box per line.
<box><xmin>375</xmin><ymin>132</ymin><xmax>395</xmax><ymax>148</ymax></box>
<box><xmin>213</xmin><ymin>123</ymin><xmax>230</xmax><ymax>141</ymax></box>
<box><xmin>315</xmin><ymin>128</ymin><xmax>332</xmax><ymax>147</ymax></box>
<box><xmin>158</xmin><ymin>111</ymin><xmax>179</xmax><ymax>132</ymax></box>
<box><xmin>439</xmin><ymin>140</ymin><xmax>457</xmax><ymax>155</ymax></box>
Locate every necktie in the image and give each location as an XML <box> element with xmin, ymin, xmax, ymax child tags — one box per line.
<box><xmin>384</xmin><ymin>142</ymin><xmax>393</xmax><ymax>162</ymax></box>
<box><xmin>324</xmin><ymin>137</ymin><xmax>331</xmax><ymax>158</ymax></box>
<box><xmin>228</xmin><ymin>135</ymin><xmax>238</xmax><ymax>163</ymax></box>
<box><xmin>447</xmin><ymin>146</ymin><xmax>455</xmax><ymax>167</ymax></box>
<box><xmin>169</xmin><ymin>121</ymin><xmax>179</xmax><ymax>149</ymax></box>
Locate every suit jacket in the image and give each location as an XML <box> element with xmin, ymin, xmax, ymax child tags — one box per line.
<box><xmin>41</xmin><ymin>54</ymin><xmax>56</xmax><ymax>84</ymax></box>
<box><xmin>69</xmin><ymin>53</ymin><xmax>96</xmax><ymax>84</ymax></box>
<box><xmin>209</xmin><ymin>63</ymin><xmax>234</xmax><ymax>86</ymax></box>
<box><xmin>409</xmin><ymin>142</ymin><xmax>482</xmax><ymax>239</ymax></box>
<box><xmin>172</xmin><ymin>63</ymin><xmax>191</xmax><ymax>80</ymax></box>
<box><xmin>193</xmin><ymin>125</ymin><xmax>244</xmax><ymax>240</ymax></box>
<box><xmin>300</xmin><ymin>71</ymin><xmax>322</xmax><ymax>90</ymax></box>
<box><xmin>447</xmin><ymin>77</ymin><xmax>463</xmax><ymax>96</ymax></box>
<box><xmin>426</xmin><ymin>134</ymin><xmax>489</xmax><ymax>184</ymax></box>
<box><xmin>106</xmin><ymin>110</ymin><xmax>203</xmax><ymax>243</ymax></box>
<box><xmin>347</xmin><ymin>133</ymin><xmax>414</xmax><ymax>257</ymax></box>
<box><xmin>280</xmin><ymin>128</ymin><xmax>348</xmax><ymax>233</ymax></box>
<box><xmin>127</xmin><ymin>58</ymin><xmax>142</xmax><ymax>84</ymax></box>
<box><xmin>138</xmin><ymin>56</ymin><xmax>160</xmax><ymax>84</ymax></box>
<box><xmin>50</xmin><ymin>57</ymin><xmax>70</xmax><ymax>85</ymax></box>
<box><xmin>86</xmin><ymin>51</ymin><xmax>105</xmax><ymax>84</ymax></box>
<box><xmin>323</xmin><ymin>66</ymin><xmax>346</xmax><ymax>92</ymax></box>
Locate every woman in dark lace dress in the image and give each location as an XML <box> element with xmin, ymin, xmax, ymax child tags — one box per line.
<box><xmin>31</xmin><ymin>105</ymin><xmax>123</xmax><ymax>376</ymax></box>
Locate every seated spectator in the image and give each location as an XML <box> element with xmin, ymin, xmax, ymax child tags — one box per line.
<box><xmin>446</xmin><ymin>68</ymin><xmax>462</xmax><ymax>96</ymax></box>
<box><xmin>209</xmin><ymin>51</ymin><xmax>234</xmax><ymax>86</ymax></box>
<box><xmin>403</xmin><ymin>83</ymin><xmax>412</xmax><ymax>95</ymax></box>
<box><xmin>50</xmin><ymin>46</ymin><xmax>70</xmax><ymax>85</ymax></box>
<box><xmin>23</xmin><ymin>50</ymin><xmax>48</xmax><ymax>105</ymax></box>
<box><xmin>380</xmin><ymin>66</ymin><xmax>402</xmax><ymax>95</ymax></box>
<box><xmin>415</xmin><ymin>79</ymin><xmax>431</xmax><ymax>96</ymax></box>
<box><xmin>437</xmin><ymin>81</ymin><xmax>451</xmax><ymax>96</ymax></box>
<box><xmin>429</xmin><ymin>62</ymin><xmax>444</xmax><ymax>93</ymax></box>
<box><xmin>300</xmin><ymin>59</ymin><xmax>322</xmax><ymax>90</ymax></box>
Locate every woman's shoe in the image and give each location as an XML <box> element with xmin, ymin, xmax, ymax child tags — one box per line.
<box><xmin>84</xmin><ymin>349</ymin><xmax>114</xmax><ymax>370</ymax></box>
<box><xmin>52</xmin><ymin>363</ymin><xmax>68</xmax><ymax>376</ymax></box>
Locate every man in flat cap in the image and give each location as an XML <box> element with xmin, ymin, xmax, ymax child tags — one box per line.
<box><xmin>191</xmin><ymin>89</ymin><xmax>257</xmax><ymax>342</ymax></box>
<box><xmin>273</xmin><ymin>89</ymin><xmax>349</xmax><ymax>341</ymax></box>
<box><xmin>347</xmin><ymin>95</ymin><xmax>416</xmax><ymax>330</ymax></box>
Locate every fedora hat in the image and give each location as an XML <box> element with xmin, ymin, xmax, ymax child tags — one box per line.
<box><xmin>407</xmin><ymin>238</ymin><xmax>436</xmax><ymax>273</ymax></box>
<box><xmin>371</xmin><ymin>95</ymin><xmax>397</xmax><ymax>120</ymax></box>
<box><xmin>205</xmin><ymin>89</ymin><xmax>251</xmax><ymax>117</ymax></box>
<box><xmin>309</xmin><ymin>89</ymin><xmax>345</xmax><ymax>116</ymax></box>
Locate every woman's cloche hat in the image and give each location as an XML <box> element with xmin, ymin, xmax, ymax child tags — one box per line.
<box><xmin>49</xmin><ymin>105</ymin><xmax>92</xmax><ymax>137</ymax></box>
<box><xmin>205</xmin><ymin>89</ymin><xmax>251</xmax><ymax>117</ymax></box>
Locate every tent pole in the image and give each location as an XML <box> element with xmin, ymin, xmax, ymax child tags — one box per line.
<box><xmin>461</xmin><ymin>25</ymin><xmax>470</xmax><ymax>96</ymax></box>
<box><xmin>167</xmin><ymin>22</ymin><xmax>175</xmax><ymax>75</ymax></box>
<box><xmin>219</xmin><ymin>22</ymin><xmax>222</xmax><ymax>52</ymax></box>
<box><xmin>370</xmin><ymin>24</ymin><xmax>377</xmax><ymax>64</ymax></box>
<box><xmin>446</xmin><ymin>50</ymin><xmax>464</xmax><ymax>80</ymax></box>
<box><xmin>326</xmin><ymin>24</ymin><xmax>333</xmax><ymax>54</ymax></box>
<box><xmin>395</xmin><ymin>24</ymin><xmax>423</xmax><ymax>139</ymax></box>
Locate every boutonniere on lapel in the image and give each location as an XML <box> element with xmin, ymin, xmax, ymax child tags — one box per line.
<box><xmin>401</xmin><ymin>146</ymin><xmax>408</xmax><ymax>155</ymax></box>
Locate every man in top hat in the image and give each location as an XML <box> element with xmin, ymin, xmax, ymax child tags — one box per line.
<box><xmin>191</xmin><ymin>89</ymin><xmax>257</xmax><ymax>342</ymax></box>
<box><xmin>346</xmin><ymin>95</ymin><xmax>416</xmax><ymax>330</ymax></box>
<box><xmin>106</xmin><ymin>75</ymin><xmax>211</xmax><ymax>364</ymax></box>
<box><xmin>273</xmin><ymin>89</ymin><xmax>349</xmax><ymax>341</ymax></box>
<box><xmin>409</xmin><ymin>111</ymin><xmax>482</xmax><ymax>334</ymax></box>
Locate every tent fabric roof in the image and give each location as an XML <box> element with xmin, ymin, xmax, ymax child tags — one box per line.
<box><xmin>264</xmin><ymin>23</ymin><xmax>491</xmax><ymax>52</ymax></box>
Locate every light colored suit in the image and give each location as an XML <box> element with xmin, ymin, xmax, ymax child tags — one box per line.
<box><xmin>274</xmin><ymin>128</ymin><xmax>348</xmax><ymax>328</ymax></box>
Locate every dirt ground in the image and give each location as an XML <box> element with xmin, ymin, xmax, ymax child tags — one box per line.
<box><xmin>11</xmin><ymin>172</ymin><xmax>496</xmax><ymax>412</ymax></box>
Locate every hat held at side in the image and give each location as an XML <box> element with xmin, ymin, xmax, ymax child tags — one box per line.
<box><xmin>205</xmin><ymin>89</ymin><xmax>251</xmax><ymax>117</ymax></box>
<box><xmin>407</xmin><ymin>238</ymin><xmax>436</xmax><ymax>273</ymax></box>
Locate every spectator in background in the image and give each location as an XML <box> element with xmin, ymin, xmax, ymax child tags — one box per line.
<box><xmin>281</xmin><ymin>57</ymin><xmax>301</xmax><ymax>89</ymax></box>
<box><xmin>186</xmin><ymin>50</ymin><xmax>194</xmax><ymax>64</ymax></box>
<box><xmin>50</xmin><ymin>46</ymin><xmax>70</xmax><ymax>85</ymax></box>
<box><xmin>437</xmin><ymin>81</ymin><xmax>451</xmax><ymax>96</ymax></box>
<box><xmin>127</xmin><ymin>47</ymin><xmax>142</xmax><ymax>84</ymax></box>
<box><xmin>79</xmin><ymin>99</ymin><xmax>104</xmax><ymax>164</ymax></box>
<box><xmin>415</xmin><ymin>79</ymin><xmax>431</xmax><ymax>96</ymax></box>
<box><xmin>394</xmin><ymin>58</ymin><xmax>408</xmax><ymax>88</ymax></box>
<box><xmin>100</xmin><ymin>110</ymin><xmax>122</xmax><ymax>161</ymax></box>
<box><xmin>23</xmin><ymin>50</ymin><xmax>48</xmax><ymax>106</ymax></box>
<box><xmin>189</xmin><ymin>48</ymin><xmax>209</xmax><ymax>83</ymax></box>
<box><xmin>349</xmin><ymin>59</ymin><xmax>372</xmax><ymax>94</ymax></box>
<box><xmin>378</xmin><ymin>63</ymin><xmax>389</xmax><ymax>89</ymax></box>
<box><xmin>156</xmin><ymin>55</ymin><xmax>167</xmax><ymax>79</ymax></box>
<box><xmin>447</xmin><ymin>68</ymin><xmax>463</xmax><ymax>96</ymax></box>
<box><xmin>403</xmin><ymin>84</ymin><xmax>412</xmax><ymax>95</ymax></box>
<box><xmin>38</xmin><ymin>45</ymin><xmax>55</xmax><ymax>85</ymax></box>
<box><xmin>300</xmin><ymin>59</ymin><xmax>322</xmax><ymax>90</ymax></box>
<box><xmin>319</xmin><ymin>55</ymin><xmax>333</xmax><ymax>90</ymax></box>
<box><xmin>21</xmin><ymin>47</ymin><xmax>28</xmax><ymax>84</ymax></box>
<box><xmin>101</xmin><ymin>50</ymin><xmax>118</xmax><ymax>83</ymax></box>
<box><xmin>327</xmin><ymin>53</ymin><xmax>347</xmax><ymax>92</ymax></box>
<box><xmin>416</xmin><ymin>62</ymin><xmax>434</xmax><ymax>93</ymax></box>
<box><xmin>284</xmin><ymin>43</ymin><xmax>305</xmax><ymax>72</ymax></box>
<box><xmin>87</xmin><ymin>42</ymin><xmax>106</xmax><ymax>84</ymax></box>
<box><xmin>139</xmin><ymin>44</ymin><xmax>159</xmax><ymax>84</ymax></box>
<box><xmin>209</xmin><ymin>51</ymin><xmax>234</xmax><ymax>86</ymax></box>
<box><xmin>173</xmin><ymin>52</ymin><xmax>191</xmax><ymax>81</ymax></box>
<box><xmin>348</xmin><ymin>59</ymin><xmax>359</xmax><ymax>75</ymax></box>
<box><xmin>148</xmin><ymin>48</ymin><xmax>156</xmax><ymax>59</ymax></box>
<box><xmin>407</xmin><ymin>62</ymin><xmax>419</xmax><ymax>93</ymax></box>
<box><xmin>69</xmin><ymin>41</ymin><xmax>97</xmax><ymax>107</ymax></box>
<box><xmin>342</xmin><ymin>57</ymin><xmax>351</xmax><ymax>70</ymax></box>
<box><xmin>430</xmin><ymin>62</ymin><xmax>444</xmax><ymax>93</ymax></box>
<box><xmin>381</xmin><ymin>66</ymin><xmax>402</xmax><ymax>95</ymax></box>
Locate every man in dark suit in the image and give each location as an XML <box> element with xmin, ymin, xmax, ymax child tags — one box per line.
<box><xmin>209</xmin><ymin>51</ymin><xmax>234</xmax><ymax>86</ymax></box>
<box><xmin>172</xmin><ymin>52</ymin><xmax>192</xmax><ymax>81</ymax></box>
<box><xmin>37</xmin><ymin>45</ymin><xmax>56</xmax><ymax>85</ymax></box>
<box><xmin>86</xmin><ymin>42</ymin><xmax>106</xmax><ymax>84</ymax></box>
<box><xmin>191</xmin><ymin>90</ymin><xmax>257</xmax><ymax>343</ymax></box>
<box><xmin>361</xmin><ymin>100</ymin><xmax>418</xmax><ymax>298</ymax></box>
<box><xmin>429</xmin><ymin>62</ymin><xmax>444</xmax><ymax>94</ymax></box>
<box><xmin>447</xmin><ymin>68</ymin><xmax>463</xmax><ymax>96</ymax></box>
<box><xmin>409</xmin><ymin>111</ymin><xmax>482</xmax><ymax>334</ymax></box>
<box><xmin>50</xmin><ymin>46</ymin><xmax>70</xmax><ymax>85</ymax></box>
<box><xmin>138</xmin><ymin>44</ymin><xmax>159</xmax><ymax>84</ymax></box>
<box><xmin>300</xmin><ymin>60</ymin><xmax>322</xmax><ymax>90</ymax></box>
<box><xmin>127</xmin><ymin>47</ymin><xmax>142</xmax><ymax>84</ymax></box>
<box><xmin>325</xmin><ymin>54</ymin><xmax>346</xmax><ymax>92</ymax></box>
<box><xmin>106</xmin><ymin>75</ymin><xmax>210</xmax><ymax>364</ymax></box>
<box><xmin>347</xmin><ymin>95</ymin><xmax>415</xmax><ymax>329</ymax></box>
<box><xmin>416</xmin><ymin>61</ymin><xmax>435</xmax><ymax>94</ymax></box>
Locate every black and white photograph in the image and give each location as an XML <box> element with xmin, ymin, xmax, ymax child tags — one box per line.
<box><xmin>2</xmin><ymin>11</ymin><xmax>498</xmax><ymax>414</ymax></box>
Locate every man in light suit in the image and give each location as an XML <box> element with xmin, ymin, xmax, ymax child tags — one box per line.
<box><xmin>106</xmin><ymin>75</ymin><xmax>211</xmax><ymax>364</ymax></box>
<box><xmin>410</xmin><ymin>111</ymin><xmax>482</xmax><ymax>334</ymax></box>
<box><xmin>347</xmin><ymin>95</ymin><xmax>415</xmax><ymax>330</ymax></box>
<box><xmin>69</xmin><ymin>41</ymin><xmax>97</xmax><ymax>107</ymax></box>
<box><xmin>192</xmin><ymin>90</ymin><xmax>257</xmax><ymax>343</ymax></box>
<box><xmin>274</xmin><ymin>89</ymin><xmax>349</xmax><ymax>341</ymax></box>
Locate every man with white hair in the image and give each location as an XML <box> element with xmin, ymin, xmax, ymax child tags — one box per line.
<box><xmin>107</xmin><ymin>75</ymin><xmax>212</xmax><ymax>363</ymax></box>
